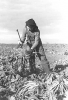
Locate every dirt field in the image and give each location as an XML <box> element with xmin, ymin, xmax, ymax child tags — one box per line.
<box><xmin>0</xmin><ymin>43</ymin><xmax>68</xmax><ymax>69</ymax></box>
<box><xmin>0</xmin><ymin>43</ymin><xmax>68</xmax><ymax>100</ymax></box>
<box><xmin>44</xmin><ymin>44</ymin><xmax>68</xmax><ymax>69</ymax></box>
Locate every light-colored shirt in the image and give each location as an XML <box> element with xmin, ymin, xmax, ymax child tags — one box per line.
<box><xmin>21</xmin><ymin>27</ymin><xmax>40</xmax><ymax>50</ymax></box>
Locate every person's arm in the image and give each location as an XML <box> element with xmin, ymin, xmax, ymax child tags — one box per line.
<box><xmin>31</xmin><ymin>32</ymin><xmax>40</xmax><ymax>50</ymax></box>
<box><xmin>20</xmin><ymin>27</ymin><xmax>26</xmax><ymax>43</ymax></box>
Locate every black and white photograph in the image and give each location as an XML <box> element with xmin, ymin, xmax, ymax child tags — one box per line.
<box><xmin>0</xmin><ymin>0</ymin><xmax>68</xmax><ymax>100</ymax></box>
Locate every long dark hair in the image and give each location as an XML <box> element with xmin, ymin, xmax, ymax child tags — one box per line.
<box><xmin>25</xmin><ymin>18</ymin><xmax>38</xmax><ymax>32</ymax></box>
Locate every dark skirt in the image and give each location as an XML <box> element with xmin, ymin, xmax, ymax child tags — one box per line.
<box><xmin>22</xmin><ymin>40</ymin><xmax>50</xmax><ymax>75</ymax></box>
<box><xmin>35</xmin><ymin>40</ymin><xmax>50</xmax><ymax>74</ymax></box>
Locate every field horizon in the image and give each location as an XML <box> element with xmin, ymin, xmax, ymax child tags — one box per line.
<box><xmin>0</xmin><ymin>43</ymin><xmax>68</xmax><ymax>69</ymax></box>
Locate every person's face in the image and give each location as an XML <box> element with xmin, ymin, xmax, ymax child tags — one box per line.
<box><xmin>26</xmin><ymin>26</ymin><xmax>31</xmax><ymax>31</ymax></box>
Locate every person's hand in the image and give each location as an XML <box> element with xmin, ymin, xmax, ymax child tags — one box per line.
<box><xmin>17</xmin><ymin>41</ymin><xmax>23</xmax><ymax>48</ymax></box>
<box><xmin>19</xmin><ymin>41</ymin><xmax>22</xmax><ymax>45</ymax></box>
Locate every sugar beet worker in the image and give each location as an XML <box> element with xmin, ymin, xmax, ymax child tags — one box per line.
<box><xmin>19</xmin><ymin>18</ymin><xmax>50</xmax><ymax>75</ymax></box>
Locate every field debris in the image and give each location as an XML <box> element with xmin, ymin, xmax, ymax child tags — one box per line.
<box><xmin>0</xmin><ymin>44</ymin><xmax>68</xmax><ymax>100</ymax></box>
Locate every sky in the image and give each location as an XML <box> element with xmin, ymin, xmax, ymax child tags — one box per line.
<box><xmin>0</xmin><ymin>0</ymin><xmax>68</xmax><ymax>44</ymax></box>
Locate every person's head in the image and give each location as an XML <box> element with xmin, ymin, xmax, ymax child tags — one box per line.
<box><xmin>25</xmin><ymin>18</ymin><xmax>38</xmax><ymax>32</ymax></box>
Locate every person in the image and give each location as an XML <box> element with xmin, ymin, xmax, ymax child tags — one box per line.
<box><xmin>19</xmin><ymin>18</ymin><xmax>50</xmax><ymax>75</ymax></box>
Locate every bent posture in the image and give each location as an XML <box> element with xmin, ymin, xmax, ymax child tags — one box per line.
<box><xmin>20</xmin><ymin>18</ymin><xmax>50</xmax><ymax>74</ymax></box>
